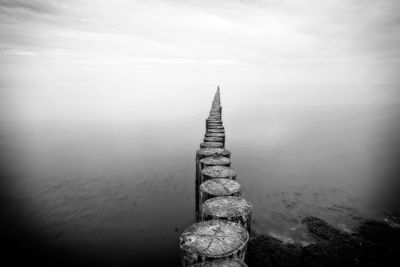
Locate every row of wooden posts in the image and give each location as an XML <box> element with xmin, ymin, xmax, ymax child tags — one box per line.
<box><xmin>179</xmin><ymin>88</ymin><xmax>252</xmax><ymax>267</ymax></box>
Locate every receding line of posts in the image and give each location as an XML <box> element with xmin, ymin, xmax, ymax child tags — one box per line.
<box><xmin>179</xmin><ymin>87</ymin><xmax>252</xmax><ymax>267</ymax></box>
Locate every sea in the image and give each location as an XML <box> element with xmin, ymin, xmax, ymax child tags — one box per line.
<box><xmin>1</xmin><ymin>84</ymin><xmax>399</xmax><ymax>265</ymax></box>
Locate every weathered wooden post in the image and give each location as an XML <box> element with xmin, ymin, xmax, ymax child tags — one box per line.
<box><xmin>196</xmin><ymin>148</ymin><xmax>231</xmax><ymax>180</ymax></box>
<box><xmin>198</xmin><ymin>165</ymin><xmax>237</xmax><ymax>217</ymax></box>
<box><xmin>209</xmin><ymin>117</ymin><xmax>221</xmax><ymax>121</ymax></box>
<box><xmin>201</xmin><ymin>196</ymin><xmax>252</xmax><ymax>232</ymax></box>
<box><xmin>207</xmin><ymin>129</ymin><xmax>225</xmax><ymax>134</ymax></box>
<box><xmin>204</xmin><ymin>136</ymin><xmax>224</xmax><ymax>144</ymax></box>
<box><xmin>211</xmin><ymin>86</ymin><xmax>222</xmax><ymax>117</ymax></box>
<box><xmin>200</xmin><ymin>142</ymin><xmax>224</xmax><ymax>149</ymax></box>
<box><xmin>199</xmin><ymin>178</ymin><xmax>242</xmax><ymax>218</ymax></box>
<box><xmin>208</xmin><ymin>115</ymin><xmax>220</xmax><ymax>119</ymax></box>
<box><xmin>208</xmin><ymin>121</ymin><xmax>221</xmax><ymax>125</ymax></box>
<box><xmin>195</xmin><ymin>148</ymin><xmax>231</xmax><ymax>219</ymax></box>
<box><xmin>207</xmin><ymin>123</ymin><xmax>223</xmax><ymax>129</ymax></box>
<box><xmin>207</xmin><ymin>120</ymin><xmax>222</xmax><ymax>125</ymax></box>
<box><xmin>208</xmin><ymin>125</ymin><xmax>224</xmax><ymax>130</ymax></box>
<box><xmin>200</xmin><ymin>178</ymin><xmax>241</xmax><ymax>202</ymax></box>
<box><xmin>204</xmin><ymin>133</ymin><xmax>225</xmax><ymax>146</ymax></box>
<box><xmin>189</xmin><ymin>258</ymin><xmax>248</xmax><ymax>267</ymax></box>
<box><xmin>201</xmin><ymin>166</ymin><xmax>237</xmax><ymax>181</ymax></box>
<box><xmin>180</xmin><ymin>220</ymin><xmax>248</xmax><ymax>266</ymax></box>
<box><xmin>206</xmin><ymin>120</ymin><xmax>222</xmax><ymax>131</ymax></box>
<box><xmin>199</xmin><ymin>156</ymin><xmax>230</xmax><ymax>168</ymax></box>
<box><xmin>205</xmin><ymin>133</ymin><xmax>225</xmax><ymax>138</ymax></box>
<box><xmin>197</xmin><ymin>163</ymin><xmax>234</xmax><ymax>219</ymax></box>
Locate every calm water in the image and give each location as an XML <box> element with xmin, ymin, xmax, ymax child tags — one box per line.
<box><xmin>1</xmin><ymin>87</ymin><xmax>400</xmax><ymax>265</ymax></box>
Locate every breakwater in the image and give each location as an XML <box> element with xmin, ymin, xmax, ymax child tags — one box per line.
<box><xmin>179</xmin><ymin>87</ymin><xmax>252</xmax><ymax>267</ymax></box>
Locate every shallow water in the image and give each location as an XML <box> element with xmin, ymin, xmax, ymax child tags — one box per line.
<box><xmin>1</xmin><ymin>86</ymin><xmax>400</xmax><ymax>265</ymax></box>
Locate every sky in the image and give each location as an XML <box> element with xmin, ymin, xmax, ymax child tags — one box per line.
<box><xmin>0</xmin><ymin>0</ymin><xmax>399</xmax><ymax>121</ymax></box>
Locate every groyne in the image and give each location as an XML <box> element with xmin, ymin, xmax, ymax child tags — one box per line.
<box><xmin>179</xmin><ymin>87</ymin><xmax>252</xmax><ymax>267</ymax></box>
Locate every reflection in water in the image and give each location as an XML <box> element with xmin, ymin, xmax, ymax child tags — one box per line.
<box><xmin>1</xmin><ymin>94</ymin><xmax>400</xmax><ymax>265</ymax></box>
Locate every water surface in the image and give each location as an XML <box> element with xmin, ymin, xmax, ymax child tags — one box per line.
<box><xmin>1</xmin><ymin>85</ymin><xmax>400</xmax><ymax>265</ymax></box>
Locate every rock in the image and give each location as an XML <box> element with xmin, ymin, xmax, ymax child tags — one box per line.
<box><xmin>246</xmin><ymin>216</ymin><xmax>400</xmax><ymax>267</ymax></box>
<box><xmin>245</xmin><ymin>234</ymin><xmax>302</xmax><ymax>267</ymax></box>
<box><xmin>301</xmin><ymin>216</ymin><xmax>347</xmax><ymax>241</ymax></box>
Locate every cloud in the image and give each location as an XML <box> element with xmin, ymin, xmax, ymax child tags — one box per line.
<box><xmin>1</xmin><ymin>49</ymin><xmax>38</xmax><ymax>56</ymax></box>
<box><xmin>0</xmin><ymin>0</ymin><xmax>57</xmax><ymax>14</ymax></box>
<box><xmin>0</xmin><ymin>0</ymin><xmax>399</xmax><ymax>86</ymax></box>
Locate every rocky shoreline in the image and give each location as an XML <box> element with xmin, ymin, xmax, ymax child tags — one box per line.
<box><xmin>245</xmin><ymin>215</ymin><xmax>400</xmax><ymax>267</ymax></box>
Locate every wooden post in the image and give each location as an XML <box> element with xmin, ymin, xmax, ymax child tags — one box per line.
<box><xmin>200</xmin><ymin>142</ymin><xmax>224</xmax><ymax>149</ymax></box>
<box><xmin>208</xmin><ymin>125</ymin><xmax>224</xmax><ymax>130</ymax></box>
<box><xmin>197</xmin><ymin>160</ymin><xmax>232</xmax><ymax>220</ymax></box>
<box><xmin>201</xmin><ymin>166</ymin><xmax>237</xmax><ymax>181</ymax></box>
<box><xmin>199</xmin><ymin>178</ymin><xmax>242</xmax><ymax>218</ymax></box>
<box><xmin>207</xmin><ymin>121</ymin><xmax>223</xmax><ymax>126</ymax></box>
<box><xmin>196</xmin><ymin>148</ymin><xmax>231</xmax><ymax>183</ymax></box>
<box><xmin>200</xmin><ymin>178</ymin><xmax>241</xmax><ymax>201</ymax></box>
<box><xmin>180</xmin><ymin>220</ymin><xmax>248</xmax><ymax>266</ymax></box>
<box><xmin>207</xmin><ymin>129</ymin><xmax>225</xmax><ymax>134</ymax></box>
<box><xmin>205</xmin><ymin>133</ymin><xmax>225</xmax><ymax>138</ymax></box>
<box><xmin>201</xmin><ymin>196</ymin><xmax>252</xmax><ymax>232</ymax></box>
<box><xmin>199</xmin><ymin>156</ymin><xmax>231</xmax><ymax>168</ymax></box>
<box><xmin>207</xmin><ymin>120</ymin><xmax>222</xmax><ymax>125</ymax></box>
<box><xmin>208</xmin><ymin>123</ymin><xmax>223</xmax><ymax>129</ymax></box>
<box><xmin>189</xmin><ymin>258</ymin><xmax>248</xmax><ymax>267</ymax></box>
<box><xmin>195</xmin><ymin>148</ymin><xmax>231</xmax><ymax>219</ymax></box>
<box><xmin>209</xmin><ymin>114</ymin><xmax>221</xmax><ymax>118</ymax></box>
<box><xmin>206</xmin><ymin>120</ymin><xmax>222</xmax><ymax>131</ymax></box>
<box><xmin>206</xmin><ymin>118</ymin><xmax>223</xmax><ymax>125</ymax></box>
<box><xmin>196</xmin><ymin>155</ymin><xmax>231</xmax><ymax>220</ymax></box>
<box><xmin>204</xmin><ymin>133</ymin><xmax>225</xmax><ymax>146</ymax></box>
<box><xmin>204</xmin><ymin>136</ymin><xmax>224</xmax><ymax>143</ymax></box>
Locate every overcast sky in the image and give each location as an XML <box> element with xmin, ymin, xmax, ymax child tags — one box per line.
<box><xmin>0</xmin><ymin>0</ymin><xmax>399</xmax><ymax>121</ymax></box>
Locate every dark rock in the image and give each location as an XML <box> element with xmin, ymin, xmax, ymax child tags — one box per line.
<box><xmin>245</xmin><ymin>235</ymin><xmax>302</xmax><ymax>267</ymax></box>
<box><xmin>300</xmin><ymin>237</ymin><xmax>367</xmax><ymax>267</ymax></box>
<box><xmin>301</xmin><ymin>216</ymin><xmax>347</xmax><ymax>241</ymax></box>
<box><xmin>301</xmin><ymin>216</ymin><xmax>400</xmax><ymax>267</ymax></box>
<box><xmin>246</xmin><ymin>216</ymin><xmax>400</xmax><ymax>267</ymax></box>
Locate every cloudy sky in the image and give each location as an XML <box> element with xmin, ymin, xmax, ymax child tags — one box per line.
<box><xmin>0</xmin><ymin>0</ymin><xmax>399</xmax><ymax>121</ymax></box>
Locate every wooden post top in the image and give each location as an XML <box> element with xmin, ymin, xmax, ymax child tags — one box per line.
<box><xmin>196</xmin><ymin>148</ymin><xmax>231</xmax><ymax>158</ymax></box>
<box><xmin>200</xmin><ymin>142</ymin><xmax>224</xmax><ymax>149</ymax></box>
<box><xmin>200</xmin><ymin>178</ymin><xmax>241</xmax><ymax>197</ymax></box>
<box><xmin>180</xmin><ymin>220</ymin><xmax>248</xmax><ymax>258</ymax></box>
<box><xmin>205</xmin><ymin>133</ymin><xmax>225</xmax><ymax>138</ymax></box>
<box><xmin>200</xmin><ymin>156</ymin><xmax>230</xmax><ymax>166</ymax></box>
<box><xmin>207</xmin><ymin>127</ymin><xmax>224</xmax><ymax>131</ymax></box>
<box><xmin>202</xmin><ymin>196</ymin><xmax>252</xmax><ymax>219</ymax></box>
<box><xmin>207</xmin><ymin>120</ymin><xmax>222</xmax><ymax>124</ymax></box>
<box><xmin>207</xmin><ymin>129</ymin><xmax>225</xmax><ymax>133</ymax></box>
<box><xmin>189</xmin><ymin>258</ymin><xmax>248</xmax><ymax>267</ymax></box>
<box><xmin>204</xmin><ymin>136</ymin><xmax>224</xmax><ymax>143</ymax></box>
<box><xmin>201</xmin><ymin>166</ymin><xmax>236</xmax><ymax>179</ymax></box>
